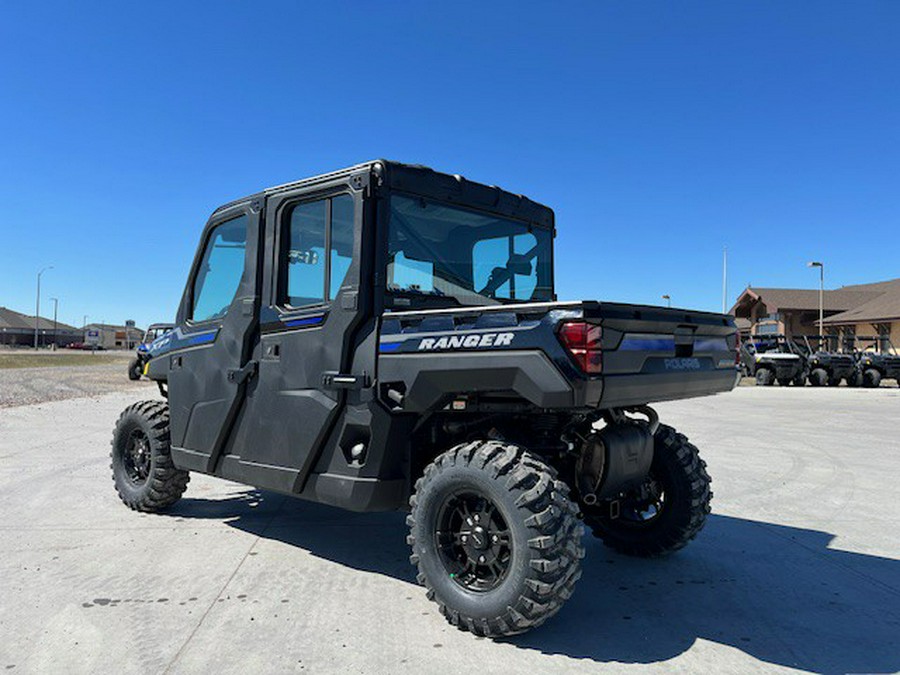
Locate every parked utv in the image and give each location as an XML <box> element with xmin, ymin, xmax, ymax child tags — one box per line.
<box><xmin>739</xmin><ymin>334</ymin><xmax>806</xmax><ymax>386</ymax></box>
<box><xmin>797</xmin><ymin>335</ymin><xmax>856</xmax><ymax>387</ymax></box>
<box><xmin>127</xmin><ymin>323</ymin><xmax>175</xmax><ymax>380</ymax></box>
<box><xmin>109</xmin><ymin>161</ymin><xmax>738</xmax><ymax>637</ymax></box>
<box><xmin>847</xmin><ymin>335</ymin><xmax>900</xmax><ymax>388</ymax></box>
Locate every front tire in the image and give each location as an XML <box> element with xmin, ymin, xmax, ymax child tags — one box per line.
<box><xmin>863</xmin><ymin>368</ymin><xmax>882</xmax><ymax>388</ymax></box>
<box><xmin>127</xmin><ymin>357</ymin><xmax>143</xmax><ymax>381</ymax></box>
<box><xmin>110</xmin><ymin>401</ymin><xmax>189</xmax><ymax>512</ymax></box>
<box><xmin>584</xmin><ymin>425</ymin><xmax>711</xmax><ymax>557</ymax></box>
<box><xmin>756</xmin><ymin>369</ymin><xmax>774</xmax><ymax>386</ymax></box>
<box><xmin>407</xmin><ymin>441</ymin><xmax>584</xmax><ymax>637</ymax></box>
<box><xmin>809</xmin><ymin>368</ymin><xmax>828</xmax><ymax>387</ymax></box>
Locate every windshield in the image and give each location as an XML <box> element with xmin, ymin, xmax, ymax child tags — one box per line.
<box><xmin>387</xmin><ymin>195</ymin><xmax>553</xmax><ymax>306</ymax></box>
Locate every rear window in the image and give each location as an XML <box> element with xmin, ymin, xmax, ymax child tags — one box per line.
<box><xmin>387</xmin><ymin>195</ymin><xmax>553</xmax><ymax>306</ymax></box>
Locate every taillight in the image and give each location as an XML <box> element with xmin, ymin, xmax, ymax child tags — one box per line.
<box><xmin>557</xmin><ymin>321</ymin><xmax>602</xmax><ymax>374</ymax></box>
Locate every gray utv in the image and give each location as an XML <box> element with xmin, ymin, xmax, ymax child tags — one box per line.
<box><xmin>109</xmin><ymin>161</ymin><xmax>738</xmax><ymax>637</ymax></box>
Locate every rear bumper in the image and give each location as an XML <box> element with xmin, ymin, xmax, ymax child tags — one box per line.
<box><xmin>586</xmin><ymin>368</ymin><xmax>739</xmax><ymax>408</ymax></box>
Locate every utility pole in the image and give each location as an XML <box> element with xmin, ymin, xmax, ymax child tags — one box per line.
<box><xmin>34</xmin><ymin>266</ymin><xmax>53</xmax><ymax>349</ymax></box>
<box><xmin>51</xmin><ymin>298</ymin><xmax>59</xmax><ymax>350</ymax></box>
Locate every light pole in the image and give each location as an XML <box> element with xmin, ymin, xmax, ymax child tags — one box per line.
<box><xmin>51</xmin><ymin>298</ymin><xmax>59</xmax><ymax>349</ymax></box>
<box><xmin>662</xmin><ymin>294</ymin><xmax>672</xmax><ymax>308</ymax></box>
<box><xmin>34</xmin><ymin>266</ymin><xmax>53</xmax><ymax>349</ymax></box>
<box><xmin>807</xmin><ymin>261</ymin><xmax>824</xmax><ymax>340</ymax></box>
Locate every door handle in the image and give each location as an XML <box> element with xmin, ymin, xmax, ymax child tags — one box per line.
<box><xmin>322</xmin><ymin>372</ymin><xmax>370</xmax><ymax>389</ymax></box>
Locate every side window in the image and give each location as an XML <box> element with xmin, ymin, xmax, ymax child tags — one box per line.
<box><xmin>329</xmin><ymin>195</ymin><xmax>354</xmax><ymax>299</ymax></box>
<box><xmin>286</xmin><ymin>200</ymin><xmax>327</xmax><ymax>306</ymax></box>
<box><xmin>284</xmin><ymin>194</ymin><xmax>355</xmax><ymax>307</ymax></box>
<box><xmin>192</xmin><ymin>215</ymin><xmax>248</xmax><ymax>322</ymax></box>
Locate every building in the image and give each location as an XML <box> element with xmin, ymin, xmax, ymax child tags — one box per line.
<box><xmin>821</xmin><ymin>279</ymin><xmax>900</xmax><ymax>346</ymax></box>
<box><xmin>84</xmin><ymin>323</ymin><xmax>144</xmax><ymax>350</ymax></box>
<box><xmin>731</xmin><ymin>278</ymin><xmax>900</xmax><ymax>351</ymax></box>
<box><xmin>0</xmin><ymin>306</ymin><xmax>81</xmax><ymax>347</ymax></box>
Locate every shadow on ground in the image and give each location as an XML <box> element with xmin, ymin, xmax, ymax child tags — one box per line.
<box><xmin>169</xmin><ymin>491</ymin><xmax>900</xmax><ymax>674</ymax></box>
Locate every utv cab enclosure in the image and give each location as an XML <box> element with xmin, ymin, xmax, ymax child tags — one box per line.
<box><xmin>110</xmin><ymin>161</ymin><xmax>738</xmax><ymax>637</ymax></box>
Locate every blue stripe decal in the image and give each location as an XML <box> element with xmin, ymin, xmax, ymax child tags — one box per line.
<box><xmin>285</xmin><ymin>315</ymin><xmax>324</xmax><ymax>328</ymax></box>
<box><xmin>187</xmin><ymin>331</ymin><xmax>217</xmax><ymax>345</ymax></box>
<box><xmin>619</xmin><ymin>337</ymin><xmax>676</xmax><ymax>351</ymax></box>
<box><xmin>379</xmin><ymin>341</ymin><xmax>403</xmax><ymax>352</ymax></box>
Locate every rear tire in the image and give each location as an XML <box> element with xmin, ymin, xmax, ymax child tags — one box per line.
<box><xmin>847</xmin><ymin>370</ymin><xmax>863</xmax><ymax>387</ymax></box>
<box><xmin>407</xmin><ymin>441</ymin><xmax>584</xmax><ymax>637</ymax></box>
<box><xmin>863</xmin><ymin>368</ymin><xmax>882</xmax><ymax>388</ymax></box>
<box><xmin>584</xmin><ymin>425</ymin><xmax>711</xmax><ymax>557</ymax></box>
<box><xmin>127</xmin><ymin>358</ymin><xmax>143</xmax><ymax>381</ymax></box>
<box><xmin>809</xmin><ymin>368</ymin><xmax>828</xmax><ymax>387</ymax></box>
<box><xmin>755</xmin><ymin>369</ymin><xmax>774</xmax><ymax>386</ymax></box>
<box><xmin>110</xmin><ymin>401</ymin><xmax>189</xmax><ymax>512</ymax></box>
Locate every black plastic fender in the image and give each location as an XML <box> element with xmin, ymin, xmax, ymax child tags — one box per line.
<box><xmin>377</xmin><ymin>350</ymin><xmax>576</xmax><ymax>411</ymax></box>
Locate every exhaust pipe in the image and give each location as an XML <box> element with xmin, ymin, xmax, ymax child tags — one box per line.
<box><xmin>626</xmin><ymin>405</ymin><xmax>660</xmax><ymax>435</ymax></box>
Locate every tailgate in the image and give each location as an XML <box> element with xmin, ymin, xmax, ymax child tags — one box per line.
<box><xmin>583</xmin><ymin>302</ymin><xmax>739</xmax><ymax>407</ymax></box>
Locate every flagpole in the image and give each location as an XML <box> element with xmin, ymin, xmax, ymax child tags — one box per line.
<box><xmin>722</xmin><ymin>247</ymin><xmax>728</xmax><ymax>314</ymax></box>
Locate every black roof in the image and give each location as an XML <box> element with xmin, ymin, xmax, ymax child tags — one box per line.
<box><xmin>212</xmin><ymin>160</ymin><xmax>554</xmax><ymax>228</ymax></box>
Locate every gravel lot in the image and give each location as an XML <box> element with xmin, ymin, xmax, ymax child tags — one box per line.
<box><xmin>0</xmin><ymin>352</ymin><xmax>155</xmax><ymax>407</ymax></box>
<box><xmin>1</xmin><ymin>385</ymin><xmax>898</xmax><ymax>674</ymax></box>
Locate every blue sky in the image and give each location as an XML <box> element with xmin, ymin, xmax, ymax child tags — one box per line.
<box><xmin>1</xmin><ymin>2</ymin><xmax>898</xmax><ymax>329</ymax></box>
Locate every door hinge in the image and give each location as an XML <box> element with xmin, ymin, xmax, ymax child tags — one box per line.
<box><xmin>227</xmin><ymin>360</ymin><xmax>258</xmax><ymax>385</ymax></box>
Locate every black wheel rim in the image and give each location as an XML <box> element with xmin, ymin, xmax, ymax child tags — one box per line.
<box><xmin>434</xmin><ymin>490</ymin><xmax>512</xmax><ymax>592</ymax></box>
<box><xmin>123</xmin><ymin>429</ymin><xmax>151</xmax><ymax>485</ymax></box>
<box><xmin>617</xmin><ymin>473</ymin><xmax>667</xmax><ymax>526</ymax></box>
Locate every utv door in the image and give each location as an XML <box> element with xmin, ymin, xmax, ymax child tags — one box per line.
<box><xmin>167</xmin><ymin>198</ymin><xmax>263</xmax><ymax>473</ymax></box>
<box><xmin>218</xmin><ymin>174</ymin><xmax>371</xmax><ymax>493</ymax></box>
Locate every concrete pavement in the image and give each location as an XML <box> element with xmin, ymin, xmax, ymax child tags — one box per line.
<box><xmin>1</xmin><ymin>387</ymin><xmax>898</xmax><ymax>674</ymax></box>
